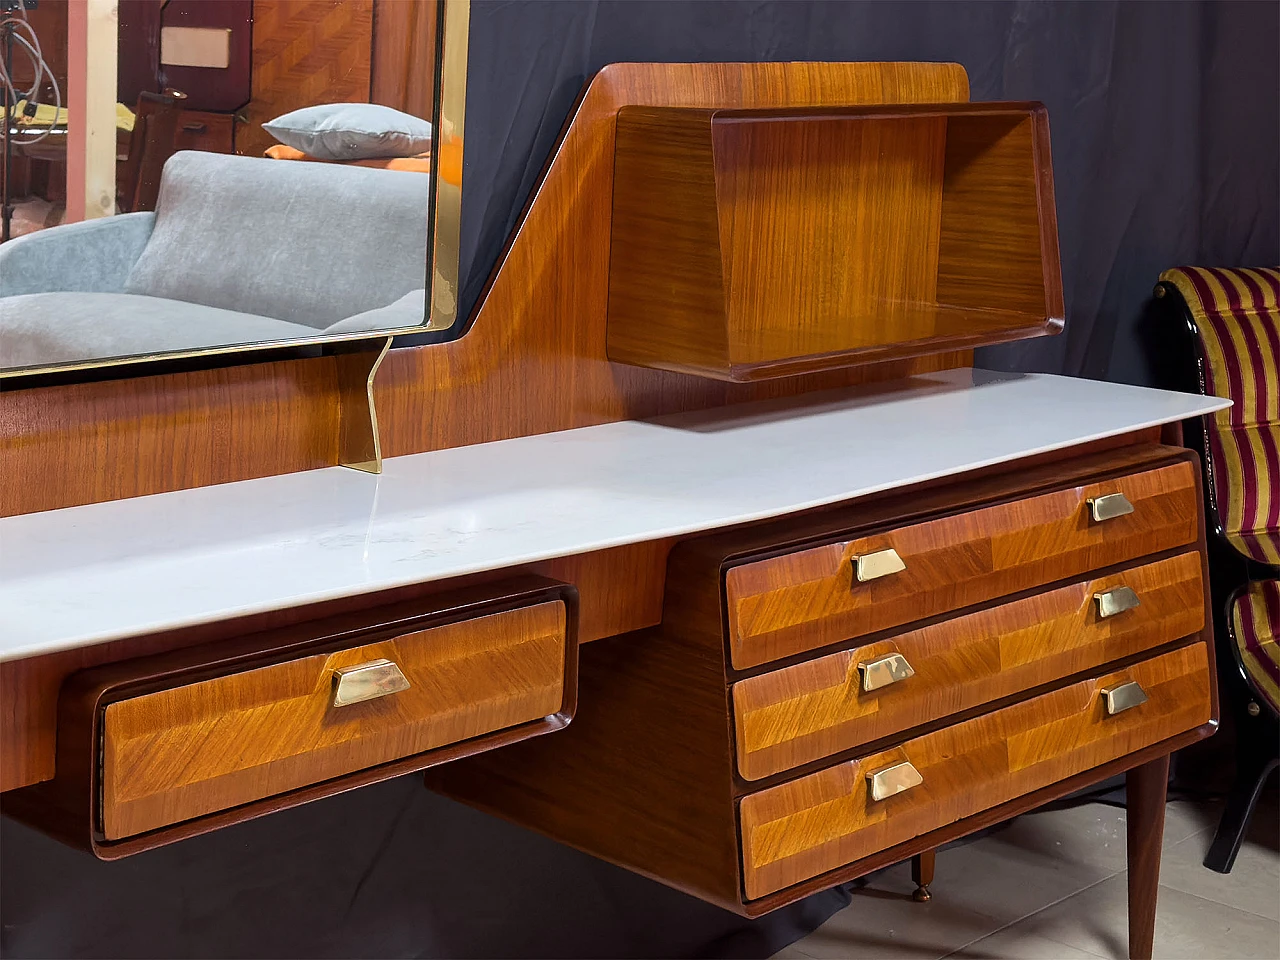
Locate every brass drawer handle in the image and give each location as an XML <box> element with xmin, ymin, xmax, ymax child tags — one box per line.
<box><xmin>866</xmin><ymin>760</ymin><xmax>923</xmax><ymax>801</ymax></box>
<box><xmin>853</xmin><ymin>548</ymin><xmax>906</xmax><ymax>583</ymax></box>
<box><xmin>332</xmin><ymin>659</ymin><xmax>410</xmax><ymax>707</ymax></box>
<box><xmin>857</xmin><ymin>652</ymin><xmax>915</xmax><ymax>692</ymax></box>
<box><xmin>1100</xmin><ymin>680</ymin><xmax>1148</xmax><ymax>716</ymax></box>
<box><xmin>1087</xmin><ymin>492</ymin><xmax>1134</xmax><ymax>522</ymax></box>
<box><xmin>1094</xmin><ymin>585</ymin><xmax>1140</xmax><ymax>618</ymax></box>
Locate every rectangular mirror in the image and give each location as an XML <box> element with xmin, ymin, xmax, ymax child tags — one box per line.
<box><xmin>0</xmin><ymin>0</ymin><xmax>467</xmax><ymax>377</ymax></box>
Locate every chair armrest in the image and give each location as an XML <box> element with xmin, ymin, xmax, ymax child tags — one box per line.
<box><xmin>0</xmin><ymin>212</ymin><xmax>156</xmax><ymax>297</ymax></box>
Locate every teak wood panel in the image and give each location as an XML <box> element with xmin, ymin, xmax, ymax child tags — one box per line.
<box><xmin>1</xmin><ymin>62</ymin><xmax>972</xmax><ymax>517</ymax></box>
<box><xmin>732</xmin><ymin>551</ymin><xmax>1206</xmax><ymax>780</ymax></box>
<box><xmin>0</xmin><ymin>540</ymin><xmax>666</xmax><ymax>794</ymax></box>
<box><xmin>100</xmin><ymin>601</ymin><xmax>566</xmax><ymax>839</ymax></box>
<box><xmin>423</xmin><ymin>444</ymin><xmax>1217</xmax><ymax>917</ymax></box>
<box><xmin>0</xmin><ymin>576</ymin><xmax>578</xmax><ymax>856</ymax></box>
<box><xmin>607</xmin><ymin>103</ymin><xmax>1061</xmax><ymax>382</ymax></box>
<box><xmin>725</xmin><ymin>460</ymin><xmax>1200</xmax><ymax>668</ymax></box>
<box><xmin>936</xmin><ymin>110</ymin><xmax>1061</xmax><ymax>318</ymax></box>
<box><xmin>425</xmin><ymin>620</ymin><xmax>748</xmax><ymax>908</ymax></box>
<box><xmin>738</xmin><ymin>642</ymin><xmax>1213</xmax><ymax>900</ymax></box>
<box><xmin>714</xmin><ymin>111</ymin><xmax>948</xmax><ymax>367</ymax></box>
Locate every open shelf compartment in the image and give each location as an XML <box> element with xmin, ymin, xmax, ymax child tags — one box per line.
<box><xmin>606</xmin><ymin>101</ymin><xmax>1063</xmax><ymax>382</ymax></box>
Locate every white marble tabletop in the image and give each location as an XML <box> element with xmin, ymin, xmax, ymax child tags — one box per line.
<box><xmin>0</xmin><ymin>369</ymin><xmax>1229</xmax><ymax>660</ymax></box>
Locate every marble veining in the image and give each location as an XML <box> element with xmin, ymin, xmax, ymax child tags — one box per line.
<box><xmin>0</xmin><ymin>369</ymin><xmax>1229</xmax><ymax>660</ymax></box>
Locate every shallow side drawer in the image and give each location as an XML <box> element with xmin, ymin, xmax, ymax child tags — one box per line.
<box><xmin>737</xmin><ymin>641</ymin><xmax>1212</xmax><ymax>900</ymax></box>
<box><xmin>101</xmin><ymin>600</ymin><xmax>568</xmax><ymax>840</ymax></box>
<box><xmin>725</xmin><ymin>460</ymin><xmax>1199</xmax><ymax>669</ymax></box>
<box><xmin>732</xmin><ymin>551</ymin><xmax>1205</xmax><ymax>780</ymax></box>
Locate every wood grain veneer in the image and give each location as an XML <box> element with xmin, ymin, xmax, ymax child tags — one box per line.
<box><xmin>1</xmin><ymin>576</ymin><xmax>578</xmax><ymax>857</ymax></box>
<box><xmin>726</xmin><ymin>459</ymin><xmax>1200</xmax><ymax>669</ymax></box>
<box><xmin>606</xmin><ymin>103</ymin><xmax>1061</xmax><ymax>381</ymax></box>
<box><xmin>732</xmin><ymin>551</ymin><xmax>1206</xmax><ymax>780</ymax></box>
<box><xmin>371</xmin><ymin>0</ymin><xmax>438</xmax><ymax>120</ymax></box>
<box><xmin>1127</xmin><ymin>753</ymin><xmax>1170</xmax><ymax>960</ymax></box>
<box><xmin>0</xmin><ymin>62</ymin><xmax>973</xmax><ymax>518</ymax></box>
<box><xmin>0</xmin><ymin>433</ymin><xmax>1159</xmax><ymax>794</ymax></box>
<box><xmin>738</xmin><ymin>643</ymin><xmax>1212</xmax><ymax>900</ymax></box>
<box><xmin>100</xmin><ymin>601</ymin><xmax>566</xmax><ymax>839</ymax></box>
<box><xmin>425</xmin><ymin>444</ymin><xmax>1218</xmax><ymax>919</ymax></box>
<box><xmin>237</xmin><ymin>0</ymin><xmax>375</xmax><ymax>160</ymax></box>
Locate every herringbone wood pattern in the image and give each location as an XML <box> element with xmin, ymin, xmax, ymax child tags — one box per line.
<box><xmin>239</xmin><ymin>0</ymin><xmax>374</xmax><ymax>159</ymax></box>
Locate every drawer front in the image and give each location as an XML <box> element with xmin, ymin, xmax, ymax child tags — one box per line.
<box><xmin>732</xmin><ymin>551</ymin><xmax>1205</xmax><ymax>780</ymax></box>
<box><xmin>738</xmin><ymin>642</ymin><xmax>1211</xmax><ymax>900</ymax></box>
<box><xmin>174</xmin><ymin>111</ymin><xmax>235</xmax><ymax>153</ymax></box>
<box><xmin>725</xmin><ymin>460</ymin><xmax>1199</xmax><ymax>668</ymax></box>
<box><xmin>101</xmin><ymin>600</ymin><xmax>567</xmax><ymax>839</ymax></box>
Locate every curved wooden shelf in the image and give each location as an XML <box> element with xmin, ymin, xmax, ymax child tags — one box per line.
<box><xmin>607</xmin><ymin>102</ymin><xmax>1062</xmax><ymax>381</ymax></box>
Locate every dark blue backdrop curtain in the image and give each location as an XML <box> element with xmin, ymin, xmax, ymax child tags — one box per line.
<box><xmin>3</xmin><ymin>2</ymin><xmax>1277</xmax><ymax>957</ymax></box>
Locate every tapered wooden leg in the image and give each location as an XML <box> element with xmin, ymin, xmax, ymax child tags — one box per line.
<box><xmin>1127</xmin><ymin>754</ymin><xmax>1170</xmax><ymax>960</ymax></box>
<box><xmin>911</xmin><ymin>848</ymin><xmax>936</xmax><ymax>902</ymax></box>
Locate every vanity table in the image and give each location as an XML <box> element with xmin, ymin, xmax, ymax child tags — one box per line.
<box><xmin>0</xmin><ymin>60</ymin><xmax>1228</xmax><ymax>960</ymax></box>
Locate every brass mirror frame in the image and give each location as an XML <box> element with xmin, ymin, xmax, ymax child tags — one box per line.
<box><xmin>0</xmin><ymin>0</ymin><xmax>469</xmax><ymax>380</ymax></box>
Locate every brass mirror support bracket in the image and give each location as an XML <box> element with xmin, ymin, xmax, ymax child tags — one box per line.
<box><xmin>336</xmin><ymin>337</ymin><xmax>393</xmax><ymax>474</ymax></box>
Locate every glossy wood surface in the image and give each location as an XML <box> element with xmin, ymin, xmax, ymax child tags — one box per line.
<box><xmin>426</xmin><ymin>620</ymin><xmax>747</xmax><ymax>908</ymax></box>
<box><xmin>425</xmin><ymin>444</ymin><xmax>1216</xmax><ymax>918</ymax></box>
<box><xmin>1</xmin><ymin>62</ymin><xmax>972</xmax><ymax>517</ymax></box>
<box><xmin>1126</xmin><ymin>754</ymin><xmax>1170</xmax><ymax>960</ymax></box>
<box><xmin>607</xmin><ymin>103</ymin><xmax>1061</xmax><ymax>381</ymax></box>
<box><xmin>738</xmin><ymin>642</ymin><xmax>1212</xmax><ymax>900</ymax></box>
<box><xmin>732</xmin><ymin>551</ymin><xmax>1206</xmax><ymax>780</ymax></box>
<box><xmin>911</xmin><ymin>848</ymin><xmax>936</xmax><ymax>901</ymax></box>
<box><xmin>936</xmin><ymin>109</ymin><xmax>1061</xmax><ymax>319</ymax></box>
<box><xmin>100</xmin><ymin>601</ymin><xmax>566</xmax><ymax>839</ymax></box>
<box><xmin>726</xmin><ymin>460</ymin><xmax>1200</xmax><ymax>669</ymax></box>
<box><xmin>1</xmin><ymin>576</ymin><xmax>577</xmax><ymax>856</ymax></box>
<box><xmin>0</xmin><ymin>435</ymin><xmax>1157</xmax><ymax>795</ymax></box>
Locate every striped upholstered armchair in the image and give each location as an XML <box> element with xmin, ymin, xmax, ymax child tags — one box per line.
<box><xmin>1156</xmin><ymin>266</ymin><xmax>1279</xmax><ymax>873</ymax></box>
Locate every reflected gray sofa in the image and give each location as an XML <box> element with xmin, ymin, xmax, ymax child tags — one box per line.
<box><xmin>0</xmin><ymin>151</ymin><xmax>429</xmax><ymax>370</ymax></box>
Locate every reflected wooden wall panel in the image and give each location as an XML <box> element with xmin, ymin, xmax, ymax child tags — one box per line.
<box><xmin>1</xmin><ymin>62</ymin><xmax>972</xmax><ymax>518</ymax></box>
<box><xmin>237</xmin><ymin>0</ymin><xmax>375</xmax><ymax>159</ymax></box>
<box><xmin>371</xmin><ymin>0</ymin><xmax>438</xmax><ymax>119</ymax></box>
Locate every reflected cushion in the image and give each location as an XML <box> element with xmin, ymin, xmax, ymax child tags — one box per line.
<box><xmin>263</xmin><ymin>103</ymin><xmax>433</xmax><ymax>161</ymax></box>
<box><xmin>0</xmin><ymin>292</ymin><xmax>317</xmax><ymax>369</ymax></box>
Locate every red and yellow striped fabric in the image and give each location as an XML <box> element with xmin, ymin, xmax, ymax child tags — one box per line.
<box><xmin>1162</xmin><ymin>267</ymin><xmax>1280</xmax><ymax>566</ymax></box>
<box><xmin>1231</xmin><ymin>578</ymin><xmax>1280</xmax><ymax>714</ymax></box>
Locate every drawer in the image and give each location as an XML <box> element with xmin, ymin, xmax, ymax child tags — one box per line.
<box><xmin>725</xmin><ymin>460</ymin><xmax>1199</xmax><ymax>668</ymax></box>
<box><xmin>732</xmin><ymin>551</ymin><xmax>1205</xmax><ymax>780</ymax></box>
<box><xmin>100</xmin><ymin>599</ymin><xmax>568</xmax><ymax>840</ymax></box>
<box><xmin>738</xmin><ymin>642</ymin><xmax>1211</xmax><ymax>900</ymax></box>
<box><xmin>174</xmin><ymin>111</ymin><xmax>235</xmax><ymax>153</ymax></box>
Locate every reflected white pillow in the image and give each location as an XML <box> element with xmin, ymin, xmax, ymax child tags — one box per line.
<box><xmin>263</xmin><ymin>103</ymin><xmax>433</xmax><ymax>161</ymax></box>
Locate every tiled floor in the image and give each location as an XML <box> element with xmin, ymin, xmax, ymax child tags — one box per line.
<box><xmin>774</xmin><ymin>794</ymin><xmax>1279</xmax><ymax>960</ymax></box>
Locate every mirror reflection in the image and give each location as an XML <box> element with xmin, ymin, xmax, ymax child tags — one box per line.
<box><xmin>0</xmin><ymin>0</ymin><xmax>462</xmax><ymax>375</ymax></box>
